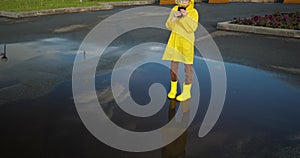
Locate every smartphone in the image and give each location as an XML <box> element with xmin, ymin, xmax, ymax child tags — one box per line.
<box><xmin>178</xmin><ymin>7</ymin><xmax>186</xmax><ymax>11</ymax></box>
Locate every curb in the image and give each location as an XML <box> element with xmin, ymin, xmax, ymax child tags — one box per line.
<box><xmin>217</xmin><ymin>21</ymin><xmax>300</xmax><ymax>38</ymax></box>
<box><xmin>0</xmin><ymin>0</ymin><xmax>155</xmax><ymax>18</ymax></box>
<box><xmin>0</xmin><ymin>5</ymin><xmax>113</xmax><ymax>18</ymax></box>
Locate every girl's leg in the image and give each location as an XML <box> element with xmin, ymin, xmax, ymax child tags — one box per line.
<box><xmin>184</xmin><ymin>64</ymin><xmax>193</xmax><ymax>84</ymax></box>
<box><xmin>168</xmin><ymin>61</ymin><xmax>179</xmax><ymax>99</ymax></box>
<box><xmin>170</xmin><ymin>61</ymin><xmax>179</xmax><ymax>81</ymax></box>
<box><xmin>176</xmin><ymin>64</ymin><xmax>193</xmax><ymax>101</ymax></box>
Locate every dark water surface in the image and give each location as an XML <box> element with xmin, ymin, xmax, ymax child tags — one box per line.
<box><xmin>0</xmin><ymin>37</ymin><xmax>300</xmax><ymax>158</ymax></box>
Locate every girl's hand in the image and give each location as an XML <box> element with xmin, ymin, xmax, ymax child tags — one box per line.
<box><xmin>172</xmin><ymin>11</ymin><xmax>182</xmax><ymax>21</ymax></box>
<box><xmin>173</xmin><ymin>11</ymin><xmax>182</xmax><ymax>17</ymax></box>
<box><xmin>180</xmin><ymin>9</ymin><xmax>188</xmax><ymax>17</ymax></box>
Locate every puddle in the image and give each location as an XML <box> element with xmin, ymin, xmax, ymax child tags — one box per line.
<box><xmin>0</xmin><ymin>37</ymin><xmax>299</xmax><ymax>157</ymax></box>
<box><xmin>0</xmin><ymin>38</ymin><xmax>79</xmax><ymax>105</ymax></box>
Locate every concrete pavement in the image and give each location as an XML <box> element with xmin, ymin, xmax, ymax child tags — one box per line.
<box><xmin>0</xmin><ymin>3</ymin><xmax>299</xmax><ymax>80</ymax></box>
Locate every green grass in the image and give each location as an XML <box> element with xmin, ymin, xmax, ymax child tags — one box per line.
<box><xmin>0</xmin><ymin>0</ymin><xmax>145</xmax><ymax>12</ymax></box>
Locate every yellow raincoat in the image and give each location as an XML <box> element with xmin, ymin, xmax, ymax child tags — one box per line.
<box><xmin>162</xmin><ymin>0</ymin><xmax>198</xmax><ymax>64</ymax></box>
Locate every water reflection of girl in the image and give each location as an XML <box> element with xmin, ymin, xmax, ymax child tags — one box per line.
<box><xmin>161</xmin><ymin>99</ymin><xmax>190</xmax><ymax>158</ymax></box>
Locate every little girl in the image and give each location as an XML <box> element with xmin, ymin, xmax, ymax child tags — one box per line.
<box><xmin>162</xmin><ymin>0</ymin><xmax>198</xmax><ymax>101</ymax></box>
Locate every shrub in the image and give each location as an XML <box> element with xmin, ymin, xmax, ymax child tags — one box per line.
<box><xmin>231</xmin><ymin>12</ymin><xmax>300</xmax><ymax>30</ymax></box>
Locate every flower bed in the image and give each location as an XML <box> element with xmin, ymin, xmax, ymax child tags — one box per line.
<box><xmin>231</xmin><ymin>12</ymin><xmax>300</xmax><ymax>30</ymax></box>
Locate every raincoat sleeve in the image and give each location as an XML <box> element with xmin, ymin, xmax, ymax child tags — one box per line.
<box><xmin>179</xmin><ymin>10</ymin><xmax>198</xmax><ymax>33</ymax></box>
<box><xmin>165</xmin><ymin>7</ymin><xmax>178</xmax><ymax>30</ymax></box>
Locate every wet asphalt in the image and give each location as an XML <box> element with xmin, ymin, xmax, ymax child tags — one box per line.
<box><xmin>0</xmin><ymin>2</ymin><xmax>300</xmax><ymax>158</ymax></box>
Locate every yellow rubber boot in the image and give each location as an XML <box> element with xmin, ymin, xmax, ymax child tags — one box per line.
<box><xmin>176</xmin><ymin>83</ymin><xmax>191</xmax><ymax>101</ymax></box>
<box><xmin>168</xmin><ymin>80</ymin><xmax>178</xmax><ymax>99</ymax></box>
